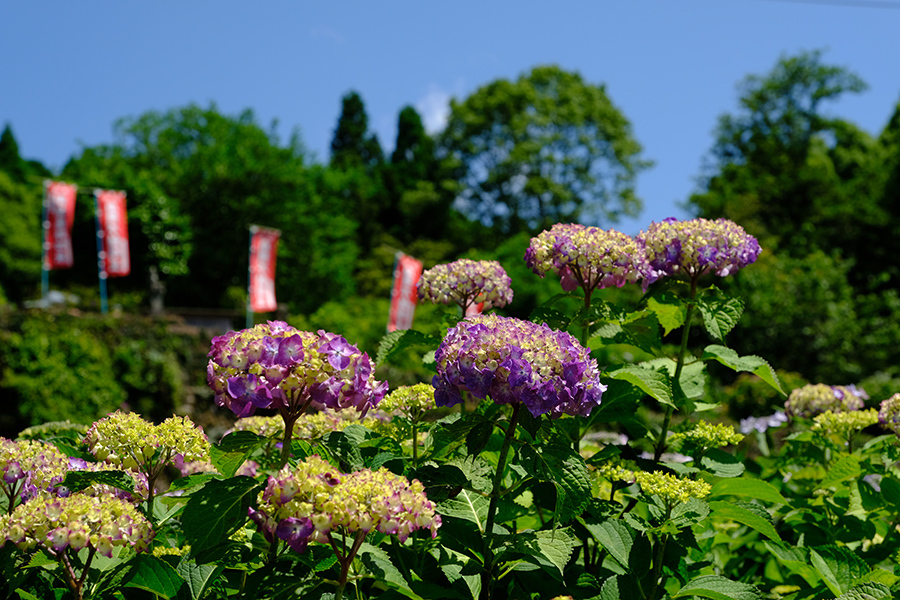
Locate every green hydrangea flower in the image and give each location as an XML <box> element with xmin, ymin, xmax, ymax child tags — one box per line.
<box><xmin>378</xmin><ymin>384</ymin><xmax>435</xmax><ymax>421</ymax></box>
<box><xmin>670</xmin><ymin>421</ymin><xmax>744</xmax><ymax>449</ymax></box>
<box><xmin>595</xmin><ymin>459</ymin><xmax>637</xmax><ymax>484</ymax></box>
<box><xmin>812</xmin><ymin>409</ymin><xmax>878</xmax><ymax>440</ymax></box>
<box><xmin>634</xmin><ymin>471</ymin><xmax>711</xmax><ymax>504</ymax></box>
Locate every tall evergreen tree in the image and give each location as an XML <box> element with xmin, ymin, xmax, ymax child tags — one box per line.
<box><xmin>330</xmin><ymin>92</ymin><xmax>384</xmax><ymax>171</ymax></box>
<box><xmin>0</xmin><ymin>125</ymin><xmax>26</xmax><ymax>182</ymax></box>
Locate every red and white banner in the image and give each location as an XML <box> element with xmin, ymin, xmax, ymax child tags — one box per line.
<box><xmin>387</xmin><ymin>254</ymin><xmax>423</xmax><ymax>332</ymax></box>
<box><xmin>249</xmin><ymin>226</ymin><xmax>280</xmax><ymax>313</ymax></box>
<box><xmin>43</xmin><ymin>181</ymin><xmax>77</xmax><ymax>269</ymax></box>
<box><xmin>95</xmin><ymin>190</ymin><xmax>130</xmax><ymax>277</ymax></box>
<box><xmin>465</xmin><ymin>302</ymin><xmax>485</xmax><ymax>317</ymax></box>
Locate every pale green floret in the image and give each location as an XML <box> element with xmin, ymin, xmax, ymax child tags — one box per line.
<box><xmin>378</xmin><ymin>384</ymin><xmax>435</xmax><ymax>420</ymax></box>
<box><xmin>595</xmin><ymin>459</ymin><xmax>637</xmax><ymax>484</ymax></box>
<box><xmin>670</xmin><ymin>421</ymin><xmax>744</xmax><ymax>449</ymax></box>
<box><xmin>634</xmin><ymin>471</ymin><xmax>711</xmax><ymax>504</ymax></box>
<box><xmin>232</xmin><ymin>415</ymin><xmax>286</xmax><ymax>438</ymax></box>
<box><xmin>812</xmin><ymin>409</ymin><xmax>879</xmax><ymax>439</ymax></box>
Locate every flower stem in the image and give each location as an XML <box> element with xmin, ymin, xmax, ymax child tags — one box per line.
<box><xmin>481</xmin><ymin>402</ymin><xmax>522</xmax><ymax>600</ymax></box>
<box><xmin>654</xmin><ymin>278</ymin><xmax>698</xmax><ymax>461</ymax></box>
<box><xmin>411</xmin><ymin>422</ymin><xmax>419</xmax><ymax>467</ymax></box>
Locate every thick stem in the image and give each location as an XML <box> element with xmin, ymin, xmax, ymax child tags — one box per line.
<box><xmin>59</xmin><ymin>551</ymin><xmax>83</xmax><ymax>600</ymax></box>
<box><xmin>647</xmin><ymin>503</ymin><xmax>673</xmax><ymax>600</ymax></box>
<box><xmin>332</xmin><ymin>530</ymin><xmax>367</xmax><ymax>600</ymax></box>
<box><xmin>481</xmin><ymin>403</ymin><xmax>523</xmax><ymax>600</ymax></box>
<box><xmin>654</xmin><ymin>277</ymin><xmax>698</xmax><ymax>461</ymax></box>
<box><xmin>279</xmin><ymin>390</ymin><xmax>314</xmax><ymax>467</ymax></box>
<box><xmin>411</xmin><ymin>422</ymin><xmax>419</xmax><ymax>466</ymax></box>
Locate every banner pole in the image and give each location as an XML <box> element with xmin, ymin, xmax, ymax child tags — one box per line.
<box><xmin>246</xmin><ymin>225</ymin><xmax>256</xmax><ymax>328</ymax></box>
<box><xmin>40</xmin><ymin>180</ymin><xmax>49</xmax><ymax>302</ymax></box>
<box><xmin>94</xmin><ymin>190</ymin><xmax>108</xmax><ymax>314</ymax></box>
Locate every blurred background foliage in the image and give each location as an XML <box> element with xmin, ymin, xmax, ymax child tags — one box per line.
<box><xmin>1</xmin><ymin>56</ymin><xmax>900</xmax><ymax>434</ymax></box>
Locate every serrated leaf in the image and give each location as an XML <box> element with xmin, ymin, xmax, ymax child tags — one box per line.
<box><xmin>599</xmin><ymin>575</ymin><xmax>644</xmax><ymax>600</ymax></box>
<box><xmin>672</xmin><ymin>574</ymin><xmax>761</xmax><ymax>600</ymax></box>
<box><xmin>438</xmin><ymin>489</ymin><xmax>490</xmax><ymax>533</ymax></box>
<box><xmin>647</xmin><ymin>294</ymin><xmax>687</xmax><ymax>336</ymax></box>
<box><xmin>702</xmin><ymin>345</ymin><xmax>784</xmax><ymax>395</ymax></box>
<box><xmin>670</xmin><ymin>497</ymin><xmax>710</xmax><ymax>528</ymax></box>
<box><xmin>496</xmin><ymin>529</ymin><xmax>575</xmax><ymax>577</ymax></box>
<box><xmin>605</xmin><ymin>364</ymin><xmax>674</xmax><ymax>408</ymax></box>
<box><xmin>520</xmin><ymin>437</ymin><xmax>591</xmax><ymax>524</ymax></box>
<box><xmin>709</xmin><ymin>478</ymin><xmax>788</xmax><ymax>505</ymax></box>
<box><xmin>709</xmin><ymin>501</ymin><xmax>780</xmax><ymax>541</ymax></box>
<box><xmin>811</xmin><ymin>546</ymin><xmax>871</xmax><ymax>596</ymax></box>
<box><xmin>700</xmin><ymin>448</ymin><xmax>745</xmax><ymax>478</ymax></box>
<box><xmin>697</xmin><ymin>296</ymin><xmax>744</xmax><ymax>341</ymax></box>
<box><xmin>821</xmin><ymin>455</ymin><xmax>861</xmax><ymax>489</ymax></box>
<box><xmin>836</xmin><ymin>582</ymin><xmax>893</xmax><ymax>599</ymax></box>
<box><xmin>24</xmin><ymin>549</ymin><xmax>56</xmax><ymax>569</ymax></box>
<box><xmin>183</xmin><ymin>476</ymin><xmax>260</xmax><ymax>556</ymax></box>
<box><xmin>582</xmin><ymin>519</ymin><xmax>634</xmax><ymax>569</ymax></box>
<box><xmin>175</xmin><ymin>559</ymin><xmax>225</xmax><ymax>600</ymax></box>
<box><xmin>639</xmin><ymin>357</ymin><xmax>707</xmax><ymax>401</ymax></box>
<box><xmin>358</xmin><ymin>542</ymin><xmax>422</xmax><ymax>599</ymax></box>
<box><xmin>763</xmin><ymin>542</ymin><xmax>820</xmax><ymax>586</ymax></box>
<box><xmin>879</xmin><ymin>477</ymin><xmax>900</xmax><ymax>509</ymax></box>
<box><xmin>322</xmin><ymin>427</ymin><xmax>366</xmax><ymax>471</ymax></box>
<box><xmin>376</xmin><ymin>329</ymin><xmax>439</xmax><ymax>367</ymax></box>
<box><xmin>465</xmin><ymin>420</ymin><xmax>494</xmax><ymax>457</ymax></box>
<box><xmin>123</xmin><ymin>555</ymin><xmax>184</xmax><ymax>599</ymax></box>
<box><xmin>62</xmin><ymin>470</ymin><xmax>135</xmax><ymax>494</ymax></box>
<box><xmin>210</xmin><ymin>430</ymin><xmax>267</xmax><ymax>477</ymax></box>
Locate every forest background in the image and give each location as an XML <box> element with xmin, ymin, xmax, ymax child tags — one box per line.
<box><xmin>2</xmin><ymin>50</ymin><xmax>900</xmax><ymax>440</ymax></box>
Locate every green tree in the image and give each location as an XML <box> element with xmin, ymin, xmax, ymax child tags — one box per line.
<box><xmin>64</xmin><ymin>104</ymin><xmax>359</xmax><ymax>314</ymax></box>
<box><xmin>690</xmin><ymin>51</ymin><xmax>871</xmax><ymax>256</ymax></box>
<box><xmin>0</xmin><ymin>171</ymin><xmax>42</xmax><ymax>303</ymax></box>
<box><xmin>330</xmin><ymin>91</ymin><xmax>385</xmax><ymax>171</ymax></box>
<box><xmin>0</xmin><ymin>124</ymin><xmax>52</xmax><ymax>183</ymax></box>
<box><xmin>440</xmin><ymin>65</ymin><xmax>650</xmax><ymax>234</ymax></box>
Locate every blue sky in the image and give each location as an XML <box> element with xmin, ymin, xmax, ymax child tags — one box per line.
<box><xmin>2</xmin><ymin>1</ymin><xmax>898</xmax><ymax>234</ymax></box>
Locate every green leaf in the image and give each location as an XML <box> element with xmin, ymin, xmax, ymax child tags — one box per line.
<box><xmin>358</xmin><ymin>542</ymin><xmax>422</xmax><ymax>599</ymax></box>
<box><xmin>763</xmin><ymin>542</ymin><xmax>820</xmax><ymax>586</ymax></box>
<box><xmin>123</xmin><ymin>555</ymin><xmax>184</xmax><ymax>599</ymax></box>
<box><xmin>496</xmin><ymin>529</ymin><xmax>575</xmax><ymax>577</ymax></box>
<box><xmin>376</xmin><ymin>329</ymin><xmax>439</xmax><ymax>367</ymax></box>
<box><xmin>183</xmin><ymin>476</ymin><xmax>261</xmax><ymax>556</ymax></box>
<box><xmin>821</xmin><ymin>455</ymin><xmax>861</xmax><ymax>489</ymax></box>
<box><xmin>465</xmin><ymin>420</ymin><xmax>494</xmax><ymax>458</ymax></box>
<box><xmin>811</xmin><ymin>546</ymin><xmax>871</xmax><ymax>596</ymax></box>
<box><xmin>835</xmin><ymin>582</ymin><xmax>893</xmax><ymax>599</ymax></box>
<box><xmin>702</xmin><ymin>345</ymin><xmax>784</xmax><ymax>395</ymax></box>
<box><xmin>210</xmin><ymin>430</ymin><xmax>266</xmax><ymax>478</ymax></box>
<box><xmin>599</xmin><ymin>575</ymin><xmax>643</xmax><ymax>600</ymax></box>
<box><xmin>697</xmin><ymin>295</ymin><xmax>744</xmax><ymax>341</ymax></box>
<box><xmin>709</xmin><ymin>478</ymin><xmax>788</xmax><ymax>505</ymax></box>
<box><xmin>700</xmin><ymin>448</ymin><xmax>745</xmax><ymax>478</ymax></box>
<box><xmin>605</xmin><ymin>364</ymin><xmax>674</xmax><ymax>408</ymax></box>
<box><xmin>62</xmin><ymin>470</ymin><xmax>134</xmax><ymax>494</ymax></box>
<box><xmin>709</xmin><ymin>501</ymin><xmax>780</xmax><ymax>541</ymax></box>
<box><xmin>672</xmin><ymin>575</ymin><xmax>761</xmax><ymax>600</ymax></box>
<box><xmin>437</xmin><ymin>490</ymin><xmax>490</xmax><ymax>533</ymax></box>
<box><xmin>582</xmin><ymin>519</ymin><xmax>634</xmax><ymax>569</ymax></box>
<box><xmin>880</xmin><ymin>477</ymin><xmax>900</xmax><ymax>510</ymax></box>
<box><xmin>322</xmin><ymin>426</ymin><xmax>366</xmax><ymax>471</ymax></box>
<box><xmin>14</xmin><ymin>590</ymin><xmax>41</xmax><ymax>600</ymax></box>
<box><xmin>647</xmin><ymin>294</ymin><xmax>687</xmax><ymax>336</ymax></box>
<box><xmin>175</xmin><ymin>559</ymin><xmax>225</xmax><ymax>600</ymax></box>
<box><xmin>520</xmin><ymin>436</ymin><xmax>591</xmax><ymax>524</ymax></box>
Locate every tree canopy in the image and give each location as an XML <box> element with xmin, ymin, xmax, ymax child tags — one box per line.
<box><xmin>440</xmin><ymin>65</ymin><xmax>651</xmax><ymax>234</ymax></box>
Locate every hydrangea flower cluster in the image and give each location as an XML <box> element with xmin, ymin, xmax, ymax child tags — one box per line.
<box><xmin>65</xmin><ymin>458</ymin><xmax>150</xmax><ymax>503</ymax></box>
<box><xmin>595</xmin><ymin>459</ymin><xmax>637</xmax><ymax>484</ymax></box>
<box><xmin>207</xmin><ymin>321</ymin><xmax>387</xmax><ymax>420</ymax></box>
<box><xmin>784</xmin><ymin>384</ymin><xmax>867</xmax><ymax>419</ymax></box>
<box><xmin>1</xmin><ymin>439</ymin><xmax>70</xmax><ymax>507</ymax></box>
<box><xmin>636</xmin><ymin>218</ymin><xmax>761</xmax><ymax>288</ymax></box>
<box><xmin>669</xmin><ymin>421</ymin><xmax>744</xmax><ymax>449</ymax></box>
<box><xmin>433</xmin><ymin>314</ymin><xmax>606</xmax><ymax>418</ymax></box>
<box><xmin>84</xmin><ymin>412</ymin><xmax>209</xmax><ymax>472</ymax></box>
<box><xmin>739</xmin><ymin>411</ymin><xmax>788</xmax><ymax>434</ymax></box>
<box><xmin>812</xmin><ymin>409</ymin><xmax>879</xmax><ymax>440</ymax></box>
<box><xmin>634</xmin><ymin>471</ymin><xmax>711</xmax><ymax>504</ymax></box>
<box><xmin>249</xmin><ymin>456</ymin><xmax>440</xmax><ymax>553</ymax></box>
<box><xmin>379</xmin><ymin>383</ymin><xmax>435</xmax><ymax>421</ymax></box>
<box><xmin>879</xmin><ymin>394</ymin><xmax>900</xmax><ymax>436</ymax></box>
<box><xmin>0</xmin><ymin>493</ymin><xmax>153</xmax><ymax>557</ymax></box>
<box><xmin>416</xmin><ymin>259</ymin><xmax>513</xmax><ymax>312</ymax></box>
<box><xmin>524</xmin><ymin>223</ymin><xmax>644</xmax><ymax>294</ymax></box>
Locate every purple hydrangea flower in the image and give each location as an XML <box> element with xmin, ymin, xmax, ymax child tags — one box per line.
<box><xmin>739</xmin><ymin>411</ymin><xmax>789</xmax><ymax>434</ymax></box>
<box><xmin>417</xmin><ymin>259</ymin><xmax>513</xmax><ymax>313</ymax></box>
<box><xmin>207</xmin><ymin>321</ymin><xmax>388</xmax><ymax>420</ymax></box>
<box><xmin>636</xmin><ymin>218</ymin><xmax>761</xmax><ymax>289</ymax></box>
<box><xmin>785</xmin><ymin>383</ymin><xmax>867</xmax><ymax>419</ymax></box>
<box><xmin>433</xmin><ymin>314</ymin><xmax>606</xmax><ymax>418</ymax></box>
<box><xmin>524</xmin><ymin>223</ymin><xmax>644</xmax><ymax>295</ymax></box>
<box><xmin>879</xmin><ymin>393</ymin><xmax>900</xmax><ymax>436</ymax></box>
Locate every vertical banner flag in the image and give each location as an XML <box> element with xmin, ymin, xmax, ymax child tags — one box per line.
<box><xmin>95</xmin><ymin>190</ymin><xmax>131</xmax><ymax>277</ymax></box>
<box><xmin>249</xmin><ymin>226</ymin><xmax>281</xmax><ymax>313</ymax></box>
<box><xmin>43</xmin><ymin>181</ymin><xmax>77</xmax><ymax>269</ymax></box>
<box><xmin>387</xmin><ymin>253</ymin><xmax>423</xmax><ymax>332</ymax></box>
<box><xmin>465</xmin><ymin>301</ymin><xmax>485</xmax><ymax>317</ymax></box>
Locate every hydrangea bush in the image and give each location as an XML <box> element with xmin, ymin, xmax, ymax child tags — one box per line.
<box><xmin>6</xmin><ymin>217</ymin><xmax>900</xmax><ymax>600</ymax></box>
